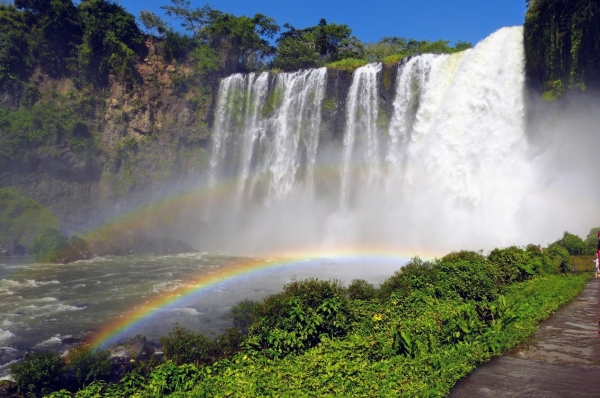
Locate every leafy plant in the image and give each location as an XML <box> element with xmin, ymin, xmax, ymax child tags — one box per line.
<box><xmin>66</xmin><ymin>346</ymin><xmax>111</xmax><ymax>388</ymax></box>
<box><xmin>347</xmin><ymin>279</ymin><xmax>376</xmax><ymax>300</ymax></box>
<box><xmin>10</xmin><ymin>351</ymin><xmax>64</xmax><ymax>396</ymax></box>
<box><xmin>229</xmin><ymin>299</ymin><xmax>257</xmax><ymax>334</ymax></box>
<box><xmin>159</xmin><ymin>324</ymin><xmax>218</xmax><ymax>366</ymax></box>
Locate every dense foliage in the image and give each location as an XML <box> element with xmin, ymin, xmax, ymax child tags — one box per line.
<box><xmin>525</xmin><ymin>0</ymin><xmax>600</xmax><ymax>97</ymax></box>
<box><xmin>10</xmin><ymin>239</ymin><xmax>593</xmax><ymax>397</ymax></box>
<box><xmin>0</xmin><ymin>187</ymin><xmax>59</xmax><ymax>253</ymax></box>
<box><xmin>0</xmin><ymin>102</ymin><xmax>96</xmax><ymax>164</ymax></box>
<box><xmin>0</xmin><ymin>0</ymin><xmax>473</xmax><ymax>94</ymax></box>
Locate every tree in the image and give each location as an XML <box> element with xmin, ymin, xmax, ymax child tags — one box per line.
<box><xmin>15</xmin><ymin>0</ymin><xmax>82</xmax><ymax>77</ymax></box>
<box><xmin>0</xmin><ymin>4</ymin><xmax>31</xmax><ymax>90</ymax></box>
<box><xmin>75</xmin><ymin>0</ymin><xmax>143</xmax><ymax>86</ymax></box>
<box><xmin>160</xmin><ymin>0</ymin><xmax>213</xmax><ymax>39</ymax></box>
<box><xmin>273</xmin><ymin>19</ymin><xmax>362</xmax><ymax>71</ymax></box>
<box><xmin>206</xmin><ymin>11</ymin><xmax>279</xmax><ymax>73</ymax></box>
<box><xmin>139</xmin><ymin>9</ymin><xmax>166</xmax><ymax>37</ymax></box>
<box><xmin>555</xmin><ymin>231</ymin><xmax>587</xmax><ymax>255</ymax></box>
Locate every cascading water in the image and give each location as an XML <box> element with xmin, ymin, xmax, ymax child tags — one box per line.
<box><xmin>386</xmin><ymin>54</ymin><xmax>437</xmax><ymax>177</ymax></box>
<box><xmin>209</xmin><ymin>68</ymin><xmax>326</xmax><ymax>207</ymax></box>
<box><xmin>250</xmin><ymin>68</ymin><xmax>327</xmax><ymax>203</ymax></box>
<box><xmin>340</xmin><ymin>62</ymin><xmax>382</xmax><ymax>210</ymax></box>
<box><xmin>205</xmin><ymin>26</ymin><xmax>562</xmax><ymax>254</ymax></box>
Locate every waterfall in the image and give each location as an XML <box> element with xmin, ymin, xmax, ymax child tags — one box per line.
<box><xmin>255</xmin><ymin>68</ymin><xmax>327</xmax><ymax>203</ymax></box>
<box><xmin>340</xmin><ymin>62</ymin><xmax>382</xmax><ymax>210</ymax></box>
<box><xmin>205</xmin><ymin>27</ymin><xmax>542</xmax><ymax>254</ymax></box>
<box><xmin>209</xmin><ymin>68</ymin><xmax>326</xmax><ymax>206</ymax></box>
<box><xmin>394</xmin><ymin>27</ymin><xmax>528</xmax><ymax>246</ymax></box>
<box><xmin>386</xmin><ymin>54</ymin><xmax>437</xmax><ymax>176</ymax></box>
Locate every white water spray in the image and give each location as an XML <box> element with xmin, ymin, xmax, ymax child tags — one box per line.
<box><xmin>204</xmin><ymin>27</ymin><xmax>597</xmax><ymax>254</ymax></box>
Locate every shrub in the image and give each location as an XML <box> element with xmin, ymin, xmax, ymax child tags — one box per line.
<box><xmin>348</xmin><ymin>279</ymin><xmax>376</xmax><ymax>300</ymax></box>
<box><xmin>436</xmin><ymin>251</ymin><xmax>500</xmax><ymax>301</ymax></box>
<box><xmin>547</xmin><ymin>243</ymin><xmax>572</xmax><ymax>273</ymax></box>
<box><xmin>378</xmin><ymin>257</ymin><xmax>435</xmax><ymax>299</ymax></box>
<box><xmin>488</xmin><ymin>246</ymin><xmax>536</xmax><ymax>284</ymax></box>
<box><xmin>248</xmin><ymin>278</ymin><xmax>351</xmax><ymax>358</ymax></box>
<box><xmin>31</xmin><ymin>228</ymin><xmax>71</xmax><ymax>262</ymax></box>
<box><xmin>160</xmin><ymin>324</ymin><xmax>217</xmax><ymax>366</ymax></box>
<box><xmin>229</xmin><ymin>299</ymin><xmax>258</xmax><ymax>334</ymax></box>
<box><xmin>325</xmin><ymin>58</ymin><xmax>369</xmax><ymax>72</ymax></box>
<box><xmin>216</xmin><ymin>327</ymin><xmax>244</xmax><ymax>357</ymax></box>
<box><xmin>0</xmin><ymin>187</ymin><xmax>60</xmax><ymax>252</ymax></box>
<box><xmin>10</xmin><ymin>351</ymin><xmax>64</xmax><ymax>396</ymax></box>
<box><xmin>554</xmin><ymin>231</ymin><xmax>587</xmax><ymax>255</ymax></box>
<box><xmin>66</xmin><ymin>346</ymin><xmax>111</xmax><ymax>388</ymax></box>
<box><xmin>30</xmin><ymin>228</ymin><xmax>91</xmax><ymax>263</ymax></box>
<box><xmin>584</xmin><ymin>227</ymin><xmax>600</xmax><ymax>255</ymax></box>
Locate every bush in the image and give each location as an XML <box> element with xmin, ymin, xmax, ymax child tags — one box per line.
<box><xmin>160</xmin><ymin>324</ymin><xmax>218</xmax><ymax>366</ymax></box>
<box><xmin>436</xmin><ymin>251</ymin><xmax>500</xmax><ymax>301</ymax></box>
<box><xmin>30</xmin><ymin>228</ymin><xmax>91</xmax><ymax>263</ymax></box>
<box><xmin>248</xmin><ymin>278</ymin><xmax>351</xmax><ymax>358</ymax></box>
<box><xmin>554</xmin><ymin>231</ymin><xmax>587</xmax><ymax>255</ymax></box>
<box><xmin>0</xmin><ymin>187</ymin><xmax>60</xmax><ymax>252</ymax></box>
<box><xmin>66</xmin><ymin>346</ymin><xmax>111</xmax><ymax>388</ymax></box>
<box><xmin>584</xmin><ymin>227</ymin><xmax>600</xmax><ymax>255</ymax></box>
<box><xmin>11</xmin><ymin>351</ymin><xmax>64</xmax><ymax>396</ymax></box>
<box><xmin>216</xmin><ymin>327</ymin><xmax>244</xmax><ymax>357</ymax></box>
<box><xmin>229</xmin><ymin>299</ymin><xmax>258</xmax><ymax>334</ymax></box>
<box><xmin>547</xmin><ymin>243</ymin><xmax>572</xmax><ymax>273</ymax></box>
<box><xmin>0</xmin><ymin>102</ymin><xmax>96</xmax><ymax>163</ymax></box>
<box><xmin>488</xmin><ymin>246</ymin><xmax>537</xmax><ymax>284</ymax></box>
<box><xmin>325</xmin><ymin>58</ymin><xmax>368</xmax><ymax>72</ymax></box>
<box><xmin>31</xmin><ymin>228</ymin><xmax>71</xmax><ymax>262</ymax></box>
<box><xmin>378</xmin><ymin>257</ymin><xmax>436</xmax><ymax>299</ymax></box>
<box><xmin>347</xmin><ymin>279</ymin><xmax>376</xmax><ymax>300</ymax></box>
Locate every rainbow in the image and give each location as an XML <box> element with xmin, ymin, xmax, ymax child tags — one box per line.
<box><xmin>89</xmin><ymin>247</ymin><xmax>436</xmax><ymax>349</ymax></box>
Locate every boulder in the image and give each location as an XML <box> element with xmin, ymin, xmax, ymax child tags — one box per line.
<box><xmin>107</xmin><ymin>335</ymin><xmax>154</xmax><ymax>360</ymax></box>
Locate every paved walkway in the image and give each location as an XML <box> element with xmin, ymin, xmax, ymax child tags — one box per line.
<box><xmin>450</xmin><ymin>278</ymin><xmax>600</xmax><ymax>397</ymax></box>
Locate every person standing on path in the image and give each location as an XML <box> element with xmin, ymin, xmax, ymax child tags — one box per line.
<box><xmin>597</xmin><ymin>230</ymin><xmax>600</xmax><ymax>263</ymax></box>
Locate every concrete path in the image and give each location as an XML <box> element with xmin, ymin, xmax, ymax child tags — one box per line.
<box><xmin>450</xmin><ymin>278</ymin><xmax>600</xmax><ymax>397</ymax></box>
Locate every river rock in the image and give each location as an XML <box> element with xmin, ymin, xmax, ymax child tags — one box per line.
<box><xmin>107</xmin><ymin>335</ymin><xmax>154</xmax><ymax>360</ymax></box>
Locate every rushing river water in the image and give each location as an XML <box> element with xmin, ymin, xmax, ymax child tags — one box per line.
<box><xmin>0</xmin><ymin>253</ymin><xmax>404</xmax><ymax>378</ymax></box>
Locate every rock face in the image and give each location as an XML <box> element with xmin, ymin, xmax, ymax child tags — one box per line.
<box><xmin>524</xmin><ymin>0</ymin><xmax>600</xmax><ymax>95</ymax></box>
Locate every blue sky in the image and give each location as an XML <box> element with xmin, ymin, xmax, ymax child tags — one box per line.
<box><xmin>119</xmin><ymin>0</ymin><xmax>527</xmax><ymax>46</ymax></box>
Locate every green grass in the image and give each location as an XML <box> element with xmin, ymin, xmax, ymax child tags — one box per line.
<box><xmin>382</xmin><ymin>53</ymin><xmax>408</xmax><ymax>66</ymax></box>
<box><xmin>325</xmin><ymin>58</ymin><xmax>369</xmax><ymax>72</ymax></box>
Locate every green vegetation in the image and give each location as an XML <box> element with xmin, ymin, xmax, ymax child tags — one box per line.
<box><xmin>325</xmin><ymin>58</ymin><xmax>369</xmax><ymax>72</ymax></box>
<box><xmin>0</xmin><ymin>101</ymin><xmax>96</xmax><ymax>164</ymax></box>
<box><xmin>273</xmin><ymin>18</ymin><xmax>364</xmax><ymax>71</ymax></box>
<box><xmin>29</xmin><ymin>228</ymin><xmax>91</xmax><ymax>263</ymax></box>
<box><xmin>525</xmin><ymin>0</ymin><xmax>600</xmax><ymax>95</ymax></box>
<box><xmin>10</xmin><ymin>351</ymin><xmax>63</xmax><ymax>397</ymax></box>
<box><xmin>14</xmin><ymin>235</ymin><xmax>593</xmax><ymax>397</ymax></box>
<box><xmin>66</xmin><ymin>346</ymin><xmax>112</xmax><ymax>389</ymax></box>
<box><xmin>366</xmin><ymin>36</ymin><xmax>472</xmax><ymax>64</ymax></box>
<box><xmin>0</xmin><ymin>187</ymin><xmax>59</xmax><ymax>253</ymax></box>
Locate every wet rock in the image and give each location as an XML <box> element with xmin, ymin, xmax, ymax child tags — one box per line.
<box><xmin>61</xmin><ymin>337</ymin><xmax>84</xmax><ymax>346</ymax></box>
<box><xmin>107</xmin><ymin>335</ymin><xmax>154</xmax><ymax>360</ymax></box>
<box><xmin>93</xmin><ymin>234</ymin><xmax>196</xmax><ymax>256</ymax></box>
